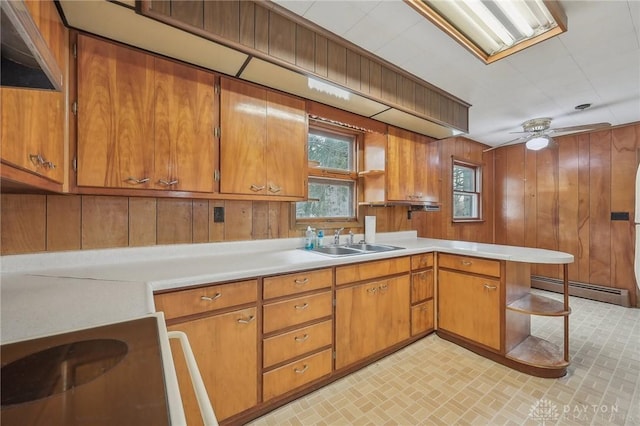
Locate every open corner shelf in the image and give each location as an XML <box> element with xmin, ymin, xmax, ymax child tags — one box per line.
<box><xmin>506</xmin><ymin>335</ymin><xmax>569</xmax><ymax>369</ymax></box>
<box><xmin>507</xmin><ymin>293</ymin><xmax>571</xmax><ymax>316</ymax></box>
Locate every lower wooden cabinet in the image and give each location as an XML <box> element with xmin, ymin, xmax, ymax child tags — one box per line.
<box><xmin>335</xmin><ymin>275</ymin><xmax>410</xmax><ymax>369</ymax></box>
<box><xmin>167</xmin><ymin>308</ymin><xmax>258</xmax><ymax>424</ymax></box>
<box><xmin>438</xmin><ymin>268</ymin><xmax>501</xmax><ymax>351</ymax></box>
<box><xmin>411</xmin><ymin>299</ymin><xmax>434</xmax><ymax>336</ymax></box>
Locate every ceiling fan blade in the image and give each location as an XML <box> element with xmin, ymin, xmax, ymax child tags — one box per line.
<box><xmin>549</xmin><ymin>122</ymin><xmax>611</xmax><ymax>134</ymax></box>
<box><xmin>482</xmin><ymin>136</ymin><xmax>528</xmax><ymax>152</ymax></box>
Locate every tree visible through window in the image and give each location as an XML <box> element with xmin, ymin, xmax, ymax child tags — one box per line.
<box><xmin>296</xmin><ymin>126</ymin><xmax>357</xmax><ymax>220</ymax></box>
<box><xmin>453</xmin><ymin>160</ymin><xmax>481</xmax><ymax>220</ymax></box>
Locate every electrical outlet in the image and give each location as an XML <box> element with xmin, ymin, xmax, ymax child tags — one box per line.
<box><xmin>214</xmin><ymin>207</ymin><xmax>224</xmax><ymax>223</ymax></box>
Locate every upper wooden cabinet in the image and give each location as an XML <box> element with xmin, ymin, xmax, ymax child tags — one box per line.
<box><xmin>1</xmin><ymin>0</ymin><xmax>67</xmax><ymax>190</ymax></box>
<box><xmin>76</xmin><ymin>34</ymin><xmax>218</xmax><ymax>194</ymax></box>
<box><xmin>387</xmin><ymin>126</ymin><xmax>439</xmax><ymax>204</ymax></box>
<box><xmin>219</xmin><ymin>77</ymin><xmax>307</xmax><ymax>199</ymax></box>
<box><xmin>360</xmin><ymin>125</ymin><xmax>439</xmax><ymax>205</ymax></box>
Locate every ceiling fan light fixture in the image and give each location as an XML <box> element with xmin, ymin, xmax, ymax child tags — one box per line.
<box><xmin>526</xmin><ymin>135</ymin><xmax>551</xmax><ymax>151</ymax></box>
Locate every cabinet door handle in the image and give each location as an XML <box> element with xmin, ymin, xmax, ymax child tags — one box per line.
<box><xmin>294</xmin><ymin>278</ymin><xmax>309</xmax><ymax>285</ymax></box>
<box><xmin>268</xmin><ymin>184</ymin><xmax>281</xmax><ymax>193</ymax></box>
<box><xmin>126</xmin><ymin>177</ymin><xmax>150</xmax><ymax>184</ymax></box>
<box><xmin>294</xmin><ymin>334</ymin><xmax>309</xmax><ymax>342</ymax></box>
<box><xmin>43</xmin><ymin>160</ymin><xmax>56</xmax><ymax>170</ymax></box>
<box><xmin>294</xmin><ymin>303</ymin><xmax>309</xmax><ymax>310</ymax></box>
<box><xmin>237</xmin><ymin>315</ymin><xmax>256</xmax><ymax>324</ymax></box>
<box><xmin>294</xmin><ymin>364</ymin><xmax>308</xmax><ymax>374</ymax></box>
<box><xmin>201</xmin><ymin>293</ymin><xmax>222</xmax><ymax>301</ymax></box>
<box><xmin>250</xmin><ymin>184</ymin><xmax>265</xmax><ymax>192</ymax></box>
<box><xmin>483</xmin><ymin>284</ymin><xmax>497</xmax><ymax>290</ymax></box>
<box><xmin>158</xmin><ymin>179</ymin><xmax>179</xmax><ymax>186</ymax></box>
<box><xmin>461</xmin><ymin>260</ymin><xmax>473</xmax><ymax>266</ymax></box>
<box><xmin>367</xmin><ymin>287</ymin><xmax>377</xmax><ymax>295</ymax></box>
<box><xmin>378</xmin><ymin>284</ymin><xmax>388</xmax><ymax>292</ymax></box>
<box><xmin>29</xmin><ymin>153</ymin><xmax>44</xmax><ymax>167</ymax></box>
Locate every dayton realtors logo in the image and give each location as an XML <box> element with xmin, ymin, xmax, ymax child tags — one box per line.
<box><xmin>528</xmin><ymin>399</ymin><xmax>622</xmax><ymax>424</ymax></box>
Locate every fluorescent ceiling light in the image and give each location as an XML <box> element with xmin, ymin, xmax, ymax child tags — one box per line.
<box><xmin>307</xmin><ymin>77</ymin><xmax>350</xmax><ymax>101</ymax></box>
<box><xmin>525</xmin><ymin>135</ymin><xmax>551</xmax><ymax>150</ymax></box>
<box><xmin>405</xmin><ymin>0</ymin><xmax>567</xmax><ymax>64</ymax></box>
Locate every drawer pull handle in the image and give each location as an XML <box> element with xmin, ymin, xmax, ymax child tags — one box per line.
<box><xmin>294</xmin><ymin>364</ymin><xmax>308</xmax><ymax>374</ymax></box>
<box><xmin>294</xmin><ymin>334</ymin><xmax>309</xmax><ymax>342</ymax></box>
<box><xmin>483</xmin><ymin>284</ymin><xmax>497</xmax><ymax>290</ymax></box>
<box><xmin>378</xmin><ymin>284</ymin><xmax>388</xmax><ymax>292</ymax></box>
<box><xmin>461</xmin><ymin>260</ymin><xmax>473</xmax><ymax>266</ymax></box>
<box><xmin>294</xmin><ymin>303</ymin><xmax>309</xmax><ymax>310</ymax></box>
<box><xmin>250</xmin><ymin>184</ymin><xmax>265</xmax><ymax>192</ymax></box>
<box><xmin>126</xmin><ymin>176</ymin><xmax>150</xmax><ymax>184</ymax></box>
<box><xmin>367</xmin><ymin>287</ymin><xmax>377</xmax><ymax>294</ymax></box>
<box><xmin>268</xmin><ymin>184</ymin><xmax>282</xmax><ymax>193</ymax></box>
<box><xmin>294</xmin><ymin>278</ymin><xmax>309</xmax><ymax>285</ymax></box>
<box><xmin>237</xmin><ymin>315</ymin><xmax>256</xmax><ymax>324</ymax></box>
<box><xmin>158</xmin><ymin>179</ymin><xmax>179</xmax><ymax>186</ymax></box>
<box><xmin>201</xmin><ymin>293</ymin><xmax>222</xmax><ymax>302</ymax></box>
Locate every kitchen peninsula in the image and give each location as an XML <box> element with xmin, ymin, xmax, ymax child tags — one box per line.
<box><xmin>1</xmin><ymin>232</ymin><xmax>573</xmax><ymax>424</ymax></box>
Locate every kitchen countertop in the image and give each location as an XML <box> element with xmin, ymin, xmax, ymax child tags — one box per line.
<box><xmin>1</xmin><ymin>231</ymin><xmax>574</xmax><ymax>344</ymax></box>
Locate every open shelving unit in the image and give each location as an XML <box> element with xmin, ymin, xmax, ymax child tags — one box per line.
<box><xmin>504</xmin><ymin>264</ymin><xmax>570</xmax><ymax>377</ymax></box>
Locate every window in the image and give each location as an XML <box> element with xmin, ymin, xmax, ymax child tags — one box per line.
<box><xmin>296</xmin><ymin>124</ymin><xmax>358</xmax><ymax>221</ymax></box>
<box><xmin>452</xmin><ymin>160</ymin><xmax>481</xmax><ymax>221</ymax></box>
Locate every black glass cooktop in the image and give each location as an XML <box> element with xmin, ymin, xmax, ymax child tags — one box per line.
<box><xmin>1</xmin><ymin>317</ymin><xmax>170</xmax><ymax>426</ymax></box>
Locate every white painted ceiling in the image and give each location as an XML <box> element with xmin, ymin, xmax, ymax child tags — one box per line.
<box><xmin>273</xmin><ymin>0</ymin><xmax>640</xmax><ymax>146</ymax></box>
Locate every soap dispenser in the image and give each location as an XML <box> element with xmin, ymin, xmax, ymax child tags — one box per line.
<box><xmin>304</xmin><ymin>226</ymin><xmax>313</xmax><ymax>250</ymax></box>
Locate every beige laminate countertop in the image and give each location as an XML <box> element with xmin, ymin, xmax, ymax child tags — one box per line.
<box><xmin>1</xmin><ymin>231</ymin><xmax>573</xmax><ymax>344</ymax></box>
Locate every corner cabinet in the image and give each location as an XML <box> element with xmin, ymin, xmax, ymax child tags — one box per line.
<box><xmin>1</xmin><ymin>0</ymin><xmax>67</xmax><ymax>191</ymax></box>
<box><xmin>219</xmin><ymin>77</ymin><xmax>307</xmax><ymax>200</ymax></box>
<box><xmin>76</xmin><ymin>33</ymin><xmax>218</xmax><ymax>194</ymax></box>
<box><xmin>437</xmin><ymin>253</ymin><xmax>570</xmax><ymax>378</ymax></box>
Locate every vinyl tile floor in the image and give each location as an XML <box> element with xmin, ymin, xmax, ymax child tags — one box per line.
<box><xmin>247</xmin><ymin>290</ymin><xmax>640</xmax><ymax>426</ymax></box>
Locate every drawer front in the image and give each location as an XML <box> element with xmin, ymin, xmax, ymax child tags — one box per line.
<box><xmin>411</xmin><ymin>300</ymin><xmax>434</xmax><ymax>336</ymax></box>
<box><xmin>263</xmin><ymin>291</ymin><xmax>332</xmax><ymax>334</ymax></box>
<box><xmin>411</xmin><ymin>269</ymin><xmax>434</xmax><ymax>303</ymax></box>
<box><xmin>263</xmin><ymin>320</ymin><xmax>333</xmax><ymax>368</ymax></box>
<box><xmin>438</xmin><ymin>253</ymin><xmax>501</xmax><ymax>277</ymax></box>
<box><xmin>263</xmin><ymin>349</ymin><xmax>332</xmax><ymax>401</ymax></box>
<box><xmin>411</xmin><ymin>253</ymin><xmax>434</xmax><ymax>270</ymax></box>
<box><xmin>336</xmin><ymin>257</ymin><xmax>410</xmax><ymax>286</ymax></box>
<box><xmin>155</xmin><ymin>280</ymin><xmax>258</xmax><ymax>320</ymax></box>
<box><xmin>263</xmin><ymin>268</ymin><xmax>332</xmax><ymax>300</ymax></box>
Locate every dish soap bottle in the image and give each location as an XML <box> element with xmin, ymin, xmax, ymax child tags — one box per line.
<box><xmin>305</xmin><ymin>226</ymin><xmax>314</xmax><ymax>250</ymax></box>
<box><xmin>317</xmin><ymin>230</ymin><xmax>324</xmax><ymax>247</ymax></box>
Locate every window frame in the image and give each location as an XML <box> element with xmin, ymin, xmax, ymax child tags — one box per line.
<box><xmin>451</xmin><ymin>158</ymin><xmax>483</xmax><ymax>222</ymax></box>
<box><xmin>294</xmin><ymin>121</ymin><xmax>362</xmax><ymax>228</ymax></box>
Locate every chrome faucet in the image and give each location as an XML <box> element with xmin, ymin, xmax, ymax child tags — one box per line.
<box><xmin>348</xmin><ymin>230</ymin><xmax>354</xmax><ymax>245</ymax></box>
<box><xmin>334</xmin><ymin>228</ymin><xmax>344</xmax><ymax>245</ymax></box>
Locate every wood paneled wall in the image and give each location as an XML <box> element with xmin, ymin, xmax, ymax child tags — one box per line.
<box><xmin>414</xmin><ymin>137</ymin><xmax>495</xmax><ymax>243</ymax></box>
<box><xmin>494</xmin><ymin>124</ymin><xmax>639</xmax><ymax>306</ymax></box>
<box><xmin>0</xmin><ymin>195</ymin><xmax>413</xmax><ymax>255</ymax></box>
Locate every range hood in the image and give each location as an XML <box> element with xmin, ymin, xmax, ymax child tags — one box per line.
<box><xmin>1</xmin><ymin>0</ymin><xmax>63</xmax><ymax>90</ymax></box>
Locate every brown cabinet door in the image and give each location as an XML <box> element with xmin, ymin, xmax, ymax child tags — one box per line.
<box><xmin>168</xmin><ymin>308</ymin><xmax>258</xmax><ymax>423</ymax></box>
<box><xmin>265</xmin><ymin>90</ymin><xmax>307</xmax><ymax>197</ymax></box>
<box><xmin>1</xmin><ymin>0</ymin><xmax>65</xmax><ymax>184</ymax></box>
<box><xmin>386</xmin><ymin>126</ymin><xmax>415</xmax><ymax>201</ymax></box>
<box><xmin>220</xmin><ymin>77</ymin><xmax>267</xmax><ymax>194</ymax></box>
<box><xmin>335</xmin><ymin>275</ymin><xmax>410</xmax><ymax>369</ymax></box>
<box><xmin>77</xmin><ymin>34</ymin><xmax>155</xmax><ymax>188</ymax></box>
<box><xmin>154</xmin><ymin>57</ymin><xmax>216</xmax><ymax>192</ymax></box>
<box><xmin>438</xmin><ymin>269</ymin><xmax>501</xmax><ymax>351</ymax></box>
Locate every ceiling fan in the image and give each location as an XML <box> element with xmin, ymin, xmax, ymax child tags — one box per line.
<box><xmin>483</xmin><ymin>117</ymin><xmax>611</xmax><ymax>152</ymax></box>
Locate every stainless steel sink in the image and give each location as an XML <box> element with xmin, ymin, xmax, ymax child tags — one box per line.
<box><xmin>344</xmin><ymin>243</ymin><xmax>404</xmax><ymax>252</ymax></box>
<box><xmin>305</xmin><ymin>243</ymin><xmax>405</xmax><ymax>257</ymax></box>
<box><xmin>310</xmin><ymin>246</ymin><xmax>364</xmax><ymax>256</ymax></box>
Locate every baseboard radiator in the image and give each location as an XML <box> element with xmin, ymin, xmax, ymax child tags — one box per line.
<box><xmin>531</xmin><ymin>275</ymin><xmax>631</xmax><ymax>308</ymax></box>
